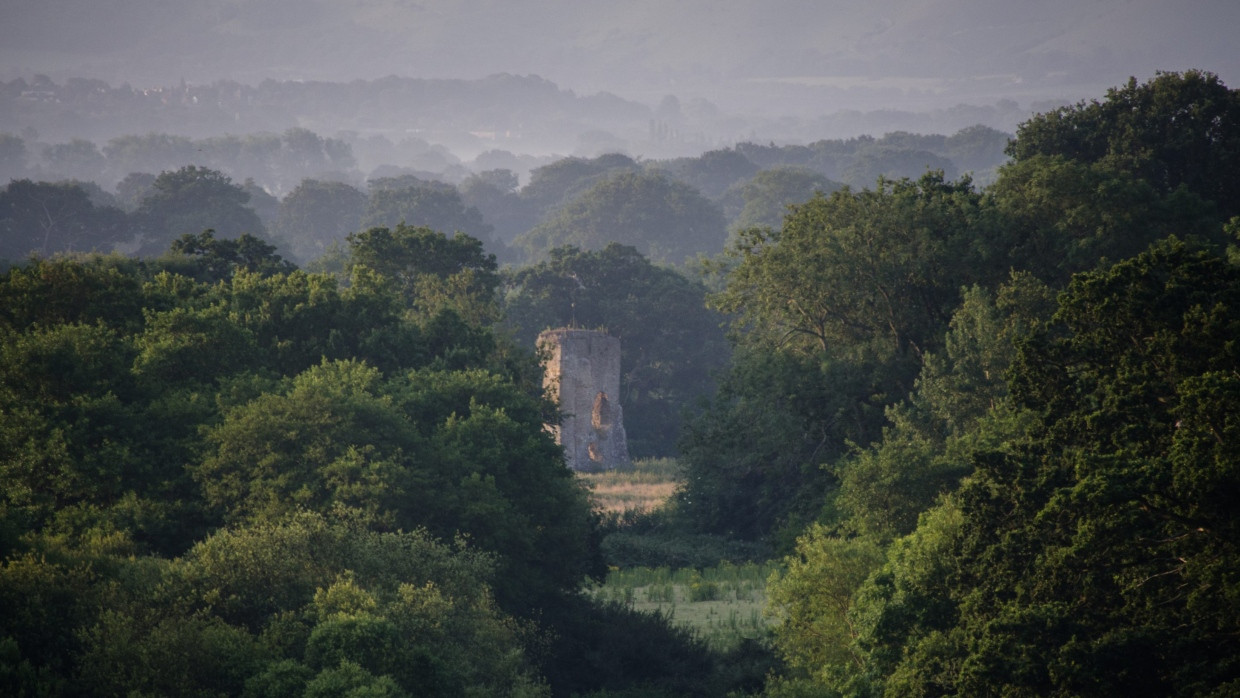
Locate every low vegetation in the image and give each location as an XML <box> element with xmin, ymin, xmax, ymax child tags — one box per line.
<box><xmin>577</xmin><ymin>457</ymin><xmax>683</xmax><ymax>515</ymax></box>
<box><xmin>588</xmin><ymin>562</ymin><xmax>780</xmax><ymax>652</ymax></box>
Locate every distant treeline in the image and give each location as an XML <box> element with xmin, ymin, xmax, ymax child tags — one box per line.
<box><xmin>0</xmin><ymin>72</ymin><xmax>1031</xmax><ymax>164</ymax></box>
<box><xmin>0</xmin><ymin>122</ymin><xmax>1012</xmax><ymax>267</ymax></box>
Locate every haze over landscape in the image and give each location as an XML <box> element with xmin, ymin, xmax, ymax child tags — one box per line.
<box><xmin>4</xmin><ymin>0</ymin><xmax>1239</xmax><ymax>152</ymax></box>
<box><xmin>4</xmin><ymin>2</ymin><xmax>1240</xmax><ymax>697</ymax></box>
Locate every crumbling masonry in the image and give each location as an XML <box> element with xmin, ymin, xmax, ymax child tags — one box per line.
<box><xmin>538</xmin><ymin>328</ymin><xmax>630</xmax><ymax>471</ymax></box>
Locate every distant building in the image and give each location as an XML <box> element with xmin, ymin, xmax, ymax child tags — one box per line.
<box><xmin>538</xmin><ymin>328</ymin><xmax>630</xmax><ymax>471</ymax></box>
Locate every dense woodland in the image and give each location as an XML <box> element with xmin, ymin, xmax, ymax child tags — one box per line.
<box><xmin>2</xmin><ymin>70</ymin><xmax>1239</xmax><ymax>696</ymax></box>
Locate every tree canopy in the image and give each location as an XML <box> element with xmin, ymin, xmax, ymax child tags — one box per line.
<box><xmin>516</xmin><ymin>170</ymin><xmax>727</xmax><ymax>265</ymax></box>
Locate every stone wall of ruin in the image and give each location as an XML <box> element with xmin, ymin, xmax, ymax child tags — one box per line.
<box><xmin>538</xmin><ymin>328</ymin><xmax>630</xmax><ymax>471</ymax></box>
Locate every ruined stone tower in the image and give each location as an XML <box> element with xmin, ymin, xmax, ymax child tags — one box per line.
<box><xmin>538</xmin><ymin>328</ymin><xmax>630</xmax><ymax>471</ymax></box>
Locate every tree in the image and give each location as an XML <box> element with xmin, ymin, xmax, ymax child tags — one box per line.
<box><xmin>161</xmin><ymin>229</ymin><xmax>295</xmax><ymax>283</ymax></box>
<box><xmin>60</xmin><ymin>514</ymin><xmax>547</xmax><ymax>697</ymax></box>
<box><xmin>193</xmin><ymin>360</ymin><xmax>598</xmax><ymax>613</ymax></box>
<box><xmin>0</xmin><ymin>132</ymin><xmax>29</xmax><ymax>182</ymax></box>
<box><xmin>39</xmin><ymin>139</ymin><xmax>106</xmax><ymax>182</ymax></box>
<box><xmin>458</xmin><ymin>169</ymin><xmax>536</xmax><ymax>246</ymax></box>
<box><xmin>830</xmin><ymin>278</ymin><xmax>1053</xmax><ymax>542</ymax></box>
<box><xmin>0</xmin><ymin>179</ymin><xmax>132</xmax><ymax>260</ymax></box>
<box><xmin>846</xmin><ymin>238</ymin><xmax>1240</xmax><ymax>695</ymax></box>
<box><xmin>103</xmin><ymin>133</ymin><xmax>196</xmax><ymax>181</ymax></box>
<box><xmin>241</xmin><ymin>179</ymin><xmax>279</xmax><ymax>229</ymax></box>
<box><xmin>987</xmin><ymin>154</ymin><xmax>1220</xmax><ymax>284</ymax></box>
<box><xmin>113</xmin><ymin>172</ymin><xmax>156</xmax><ymax>212</ymax></box>
<box><xmin>942</xmin><ymin>124</ymin><xmax>1012</xmax><ymax>175</ymax></box>
<box><xmin>348</xmin><ymin>224</ymin><xmax>500</xmax><ymax>325</ymax></box>
<box><xmin>654</xmin><ymin>148</ymin><xmax>760</xmax><ymax>200</ymax></box>
<box><xmin>766</xmin><ymin>527</ymin><xmax>885</xmax><ymax>678</ymax></box>
<box><xmin>721</xmin><ymin>166</ymin><xmax>839</xmax><ymax>232</ymax></box>
<box><xmin>714</xmin><ymin>172</ymin><xmax>991</xmax><ymax>363</ymax></box>
<box><xmin>519</xmin><ymin>153</ymin><xmax>637</xmax><ymax>219</ymax></box>
<box><xmin>517</xmin><ymin>171</ymin><xmax>727</xmax><ymax>264</ymax></box>
<box><xmin>361</xmin><ymin>184</ymin><xmax>493</xmax><ymax>248</ymax></box>
<box><xmin>1007</xmin><ymin>70</ymin><xmax>1240</xmax><ymax>219</ymax></box>
<box><xmin>134</xmin><ymin>165</ymin><xmax>265</xmax><ymax>254</ymax></box>
<box><xmin>842</xmin><ymin>146</ymin><xmax>958</xmax><ymax>188</ymax></box>
<box><xmin>273</xmin><ymin>179</ymin><xmax>367</xmax><ymax>263</ymax></box>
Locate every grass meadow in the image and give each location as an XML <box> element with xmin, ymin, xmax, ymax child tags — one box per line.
<box><xmin>587</xmin><ymin>562</ymin><xmax>780</xmax><ymax>650</ymax></box>
<box><xmin>576</xmin><ymin>457</ymin><xmax>683</xmax><ymax>515</ymax></box>
<box><xmin>578</xmin><ymin>459</ymin><xmax>780</xmax><ymax>649</ymax></box>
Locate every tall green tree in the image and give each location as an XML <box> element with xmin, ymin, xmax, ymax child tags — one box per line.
<box><xmin>838</xmin><ymin>239</ymin><xmax>1240</xmax><ymax>696</ymax></box>
<box><xmin>361</xmin><ymin>184</ymin><xmax>493</xmax><ymax>249</ymax></box>
<box><xmin>272</xmin><ymin>179</ymin><xmax>367</xmax><ymax>264</ymax></box>
<box><xmin>1007</xmin><ymin>70</ymin><xmax>1240</xmax><ymax>219</ymax></box>
<box><xmin>348</xmin><ymin>224</ymin><xmax>500</xmax><ymax>326</ymax></box>
<box><xmin>714</xmin><ymin>171</ymin><xmax>991</xmax><ymax>363</ymax></box>
<box><xmin>517</xmin><ymin>171</ymin><xmax>727</xmax><ymax>265</ymax></box>
<box><xmin>986</xmin><ymin>154</ymin><xmax>1220</xmax><ymax>284</ymax></box>
<box><xmin>134</xmin><ymin>165</ymin><xmax>265</xmax><ymax>255</ymax></box>
<box><xmin>0</xmin><ymin>179</ymin><xmax>132</xmax><ymax>260</ymax></box>
<box><xmin>720</xmin><ymin>166</ymin><xmax>839</xmax><ymax>233</ymax></box>
<box><xmin>678</xmin><ymin>172</ymin><xmax>995</xmax><ymax>544</ymax></box>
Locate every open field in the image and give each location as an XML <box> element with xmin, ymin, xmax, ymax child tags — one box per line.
<box><xmin>588</xmin><ymin>562</ymin><xmax>781</xmax><ymax>650</ymax></box>
<box><xmin>577</xmin><ymin>457</ymin><xmax>683</xmax><ymax>515</ymax></box>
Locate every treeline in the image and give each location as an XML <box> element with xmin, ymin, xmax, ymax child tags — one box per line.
<box><xmin>0</xmin><ymin>224</ymin><xmax>763</xmax><ymax>695</ymax></box>
<box><xmin>3</xmin><ymin>69</ymin><xmax>1238</xmax><ymax>696</ymax></box>
<box><xmin>0</xmin><ymin>73</ymin><xmax>646</xmax><ymax>148</ymax></box>
<box><xmin>1</xmin><ymin>122</ymin><xmax>1010</xmax><ymax>269</ymax></box>
<box><xmin>1</xmin><ymin>73</ymin><xmax>1028</xmax><ymax>158</ymax></box>
<box><xmin>664</xmin><ymin>69</ymin><xmax>1240</xmax><ymax>695</ymax></box>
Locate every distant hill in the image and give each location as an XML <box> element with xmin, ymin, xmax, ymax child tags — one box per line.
<box><xmin>2</xmin><ymin>0</ymin><xmax>1237</xmax><ymax>116</ymax></box>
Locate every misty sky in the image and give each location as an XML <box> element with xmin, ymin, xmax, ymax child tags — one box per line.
<box><xmin>2</xmin><ymin>0</ymin><xmax>1238</xmax><ymax>115</ymax></box>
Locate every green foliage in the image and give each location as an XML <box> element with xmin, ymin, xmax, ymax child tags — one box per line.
<box><xmin>0</xmin><ymin>254</ymin><xmax>148</xmax><ymax>333</ymax></box>
<box><xmin>600</xmin><ymin>530</ymin><xmax>771</xmax><ymax>570</ymax></box>
<box><xmin>721</xmin><ymin>166</ymin><xmax>840</xmax><ymax>233</ymax></box>
<box><xmin>986</xmin><ymin>154</ymin><xmax>1220</xmax><ymax>284</ymax></box>
<box><xmin>519</xmin><ymin>153</ymin><xmax>639</xmax><ymax>217</ymax></box>
<box><xmin>361</xmin><ymin>183</ymin><xmax>493</xmax><ymax>249</ymax></box>
<box><xmin>536</xmin><ymin>595</ymin><xmax>735</xmax><ymax>698</ymax></box>
<box><xmin>0</xmin><ymin>179</ymin><xmax>132</xmax><ymax>260</ymax></box>
<box><xmin>841</xmin><ymin>146</ymin><xmax>957</xmax><ymax>188</ymax></box>
<box><xmin>0</xmin><ymin>514</ymin><xmax>547</xmax><ymax>697</ymax></box>
<box><xmin>161</xmin><ymin>228</ymin><xmax>296</xmax><ymax>282</ymax></box>
<box><xmin>830</xmin><ymin>278</ymin><xmax>1053</xmax><ymax>541</ymax></box>
<box><xmin>1008</xmin><ymin>69</ymin><xmax>1240</xmax><ymax>220</ymax></box>
<box><xmin>458</xmin><ymin>168</ymin><xmax>537</xmax><ymax>249</ymax></box>
<box><xmin>274</xmin><ymin>178</ymin><xmax>368</xmax><ymax>264</ymax></box>
<box><xmin>816</xmin><ymin>238</ymin><xmax>1240</xmax><ymax>696</ymax></box>
<box><xmin>517</xmin><ymin>171</ymin><xmax>727</xmax><ymax>264</ymax></box>
<box><xmin>735</xmin><ymin>74</ymin><xmax>1240</xmax><ymax>697</ymax></box>
<box><xmin>676</xmin><ymin>345</ymin><xmax>915</xmax><ymax>544</ymax></box>
<box><xmin>191</xmin><ymin>359</ymin><xmax>598</xmax><ymax>612</ymax></box>
<box><xmin>653</xmin><ymin>148</ymin><xmax>760</xmax><ymax>200</ymax></box>
<box><xmin>766</xmin><ymin>529</ymin><xmax>885</xmax><ymax>674</ymax></box>
<box><xmin>348</xmin><ymin>223</ymin><xmax>500</xmax><ymax>325</ymax></box>
<box><xmin>134</xmin><ymin>165</ymin><xmax>266</xmax><ymax>255</ymax></box>
<box><xmin>678</xmin><ymin>175</ymin><xmax>1006</xmax><ymax>539</ymax></box>
<box><xmin>715</xmin><ymin>171</ymin><xmax>991</xmax><ymax>360</ymax></box>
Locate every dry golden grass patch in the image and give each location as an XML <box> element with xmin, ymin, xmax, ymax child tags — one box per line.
<box><xmin>577</xmin><ymin>458</ymin><xmax>683</xmax><ymax>515</ymax></box>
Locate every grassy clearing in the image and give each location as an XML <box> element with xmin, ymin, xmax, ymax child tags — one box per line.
<box><xmin>577</xmin><ymin>457</ymin><xmax>683</xmax><ymax>515</ymax></box>
<box><xmin>587</xmin><ymin>561</ymin><xmax>781</xmax><ymax>651</ymax></box>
